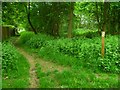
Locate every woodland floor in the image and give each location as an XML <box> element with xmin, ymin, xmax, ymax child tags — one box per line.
<box><xmin>6</xmin><ymin>37</ymin><xmax>117</xmax><ymax>88</ymax></box>
<box><xmin>16</xmin><ymin>47</ymin><xmax>70</xmax><ymax>88</ymax></box>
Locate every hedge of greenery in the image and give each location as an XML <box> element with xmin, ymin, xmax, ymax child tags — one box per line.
<box><xmin>18</xmin><ymin>31</ymin><xmax>35</xmax><ymax>44</ymax></box>
<box><xmin>2</xmin><ymin>42</ymin><xmax>29</xmax><ymax>77</ymax></box>
<box><xmin>2</xmin><ymin>42</ymin><xmax>30</xmax><ymax>88</ymax></box>
<box><xmin>72</xmin><ymin>28</ymin><xmax>100</xmax><ymax>38</ymax></box>
<box><xmin>19</xmin><ymin>32</ymin><xmax>119</xmax><ymax>73</ymax></box>
<box><xmin>2</xmin><ymin>42</ymin><xmax>19</xmax><ymax>74</ymax></box>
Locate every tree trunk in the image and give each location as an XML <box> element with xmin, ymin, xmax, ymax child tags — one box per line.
<box><xmin>51</xmin><ymin>3</ymin><xmax>60</xmax><ymax>37</ymax></box>
<box><xmin>95</xmin><ymin>2</ymin><xmax>101</xmax><ymax>35</ymax></box>
<box><xmin>107</xmin><ymin>2</ymin><xmax>110</xmax><ymax>34</ymax></box>
<box><xmin>100</xmin><ymin>3</ymin><xmax>103</xmax><ymax>31</ymax></box>
<box><xmin>28</xmin><ymin>2</ymin><xmax>37</xmax><ymax>34</ymax></box>
<box><xmin>101</xmin><ymin>0</ymin><xmax>108</xmax><ymax>58</ymax></box>
<box><xmin>67</xmin><ymin>2</ymin><xmax>74</xmax><ymax>38</ymax></box>
<box><xmin>102</xmin><ymin>0</ymin><xmax>107</xmax><ymax>32</ymax></box>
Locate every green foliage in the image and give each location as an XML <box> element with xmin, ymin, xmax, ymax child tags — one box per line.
<box><xmin>36</xmin><ymin>62</ymin><xmax>118</xmax><ymax>88</ymax></box>
<box><xmin>35</xmin><ymin>63</ymin><xmax>55</xmax><ymax>88</ymax></box>
<box><xmin>54</xmin><ymin>69</ymin><xmax>118</xmax><ymax>88</ymax></box>
<box><xmin>2</xmin><ymin>25</ymin><xmax>15</xmax><ymax>29</ymax></box>
<box><xmin>2</xmin><ymin>2</ymin><xmax>119</xmax><ymax>36</ymax></box>
<box><xmin>73</xmin><ymin>28</ymin><xmax>99</xmax><ymax>38</ymax></box>
<box><xmin>2</xmin><ymin>42</ymin><xmax>18</xmax><ymax>74</ymax></box>
<box><xmin>19</xmin><ymin>31</ymin><xmax>119</xmax><ymax>73</ymax></box>
<box><xmin>2</xmin><ymin>42</ymin><xmax>30</xmax><ymax>88</ymax></box>
<box><xmin>19</xmin><ymin>31</ymin><xmax>35</xmax><ymax>44</ymax></box>
<box><xmin>2</xmin><ymin>2</ymin><xmax>27</xmax><ymax>28</ymax></box>
<box><xmin>29</xmin><ymin>2</ymin><xmax>70</xmax><ymax>36</ymax></box>
<box><xmin>26</xmin><ymin>33</ymin><xmax>53</xmax><ymax>48</ymax></box>
<box><xmin>99</xmin><ymin>35</ymin><xmax>119</xmax><ymax>73</ymax></box>
<box><xmin>38</xmin><ymin>46</ymin><xmax>77</xmax><ymax>66</ymax></box>
<box><xmin>53</xmin><ymin>36</ymin><xmax>119</xmax><ymax>73</ymax></box>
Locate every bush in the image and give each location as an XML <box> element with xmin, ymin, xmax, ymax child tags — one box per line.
<box><xmin>99</xmin><ymin>35</ymin><xmax>120</xmax><ymax>73</ymax></box>
<box><xmin>38</xmin><ymin>45</ymin><xmax>77</xmax><ymax>66</ymax></box>
<box><xmin>19</xmin><ymin>31</ymin><xmax>35</xmax><ymax>44</ymax></box>
<box><xmin>26</xmin><ymin>33</ymin><xmax>53</xmax><ymax>48</ymax></box>
<box><xmin>18</xmin><ymin>32</ymin><xmax>119</xmax><ymax>73</ymax></box>
<box><xmin>2</xmin><ymin>42</ymin><xmax>19</xmax><ymax>74</ymax></box>
<box><xmin>73</xmin><ymin>28</ymin><xmax>100</xmax><ymax>38</ymax></box>
<box><xmin>2</xmin><ymin>42</ymin><xmax>30</xmax><ymax>77</ymax></box>
<box><xmin>42</xmin><ymin>35</ymin><xmax>119</xmax><ymax>73</ymax></box>
<box><xmin>2</xmin><ymin>42</ymin><xmax>30</xmax><ymax>88</ymax></box>
<box><xmin>55</xmin><ymin>36</ymin><xmax>119</xmax><ymax>73</ymax></box>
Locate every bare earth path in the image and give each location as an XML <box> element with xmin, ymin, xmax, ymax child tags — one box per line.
<box><xmin>16</xmin><ymin>47</ymin><xmax>70</xmax><ymax>88</ymax></box>
<box><xmin>16</xmin><ymin>47</ymin><xmax>39</xmax><ymax>88</ymax></box>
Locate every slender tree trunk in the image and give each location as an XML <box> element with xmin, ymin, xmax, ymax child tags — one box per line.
<box><xmin>28</xmin><ymin>2</ymin><xmax>37</xmax><ymax>34</ymax></box>
<box><xmin>67</xmin><ymin>2</ymin><xmax>74</xmax><ymax>38</ymax></box>
<box><xmin>100</xmin><ymin>3</ymin><xmax>103</xmax><ymax>31</ymax></box>
<box><xmin>102</xmin><ymin>1</ymin><xmax>107</xmax><ymax>32</ymax></box>
<box><xmin>101</xmin><ymin>0</ymin><xmax>108</xmax><ymax>58</ymax></box>
<box><xmin>107</xmin><ymin>2</ymin><xmax>110</xmax><ymax>34</ymax></box>
<box><xmin>51</xmin><ymin>3</ymin><xmax>60</xmax><ymax>37</ymax></box>
<box><xmin>103</xmin><ymin>1</ymin><xmax>110</xmax><ymax>34</ymax></box>
<box><xmin>95</xmin><ymin>2</ymin><xmax>101</xmax><ymax>35</ymax></box>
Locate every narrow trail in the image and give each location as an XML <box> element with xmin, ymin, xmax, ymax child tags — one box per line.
<box><xmin>16</xmin><ymin>46</ymin><xmax>70</xmax><ymax>88</ymax></box>
<box><xmin>16</xmin><ymin>47</ymin><xmax>39</xmax><ymax>88</ymax></box>
<box><xmin>35</xmin><ymin>55</ymin><xmax>70</xmax><ymax>73</ymax></box>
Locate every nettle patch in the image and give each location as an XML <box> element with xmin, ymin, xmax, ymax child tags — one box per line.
<box><xmin>55</xmin><ymin>36</ymin><xmax>119</xmax><ymax>73</ymax></box>
<box><xmin>19</xmin><ymin>31</ymin><xmax>35</xmax><ymax>44</ymax></box>
<box><xmin>25</xmin><ymin>33</ymin><xmax>53</xmax><ymax>48</ymax></box>
<box><xmin>2</xmin><ymin>42</ymin><xmax>19</xmax><ymax>75</ymax></box>
<box><xmin>99</xmin><ymin>35</ymin><xmax>120</xmax><ymax>73</ymax></box>
<box><xmin>44</xmin><ymin>35</ymin><xmax>119</xmax><ymax>73</ymax></box>
<box><xmin>19</xmin><ymin>32</ymin><xmax>119</xmax><ymax>73</ymax></box>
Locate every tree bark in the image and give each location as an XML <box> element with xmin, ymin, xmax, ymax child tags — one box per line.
<box><xmin>51</xmin><ymin>3</ymin><xmax>60</xmax><ymax>37</ymax></box>
<box><xmin>28</xmin><ymin>2</ymin><xmax>37</xmax><ymax>34</ymax></box>
<box><xmin>95</xmin><ymin>2</ymin><xmax>101</xmax><ymax>35</ymax></box>
<box><xmin>107</xmin><ymin>2</ymin><xmax>110</xmax><ymax>34</ymax></box>
<box><xmin>101</xmin><ymin>0</ymin><xmax>108</xmax><ymax>58</ymax></box>
<box><xmin>102</xmin><ymin>1</ymin><xmax>107</xmax><ymax>32</ymax></box>
<box><xmin>67</xmin><ymin>2</ymin><xmax>74</xmax><ymax>38</ymax></box>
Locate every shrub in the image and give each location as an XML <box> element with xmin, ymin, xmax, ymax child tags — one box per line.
<box><xmin>19</xmin><ymin>32</ymin><xmax>119</xmax><ymax>73</ymax></box>
<box><xmin>98</xmin><ymin>35</ymin><xmax>120</xmax><ymax>73</ymax></box>
<box><xmin>26</xmin><ymin>33</ymin><xmax>53</xmax><ymax>48</ymax></box>
<box><xmin>38</xmin><ymin>45</ymin><xmax>77</xmax><ymax>66</ymax></box>
<box><xmin>42</xmin><ymin>35</ymin><xmax>119</xmax><ymax>73</ymax></box>
<box><xmin>55</xmin><ymin>36</ymin><xmax>119</xmax><ymax>73</ymax></box>
<box><xmin>2</xmin><ymin>42</ymin><xmax>30</xmax><ymax>88</ymax></box>
<box><xmin>73</xmin><ymin>28</ymin><xmax>100</xmax><ymax>38</ymax></box>
<box><xmin>19</xmin><ymin>31</ymin><xmax>35</xmax><ymax>44</ymax></box>
<box><xmin>2</xmin><ymin>42</ymin><xmax>29</xmax><ymax>77</ymax></box>
<box><xmin>2</xmin><ymin>42</ymin><xmax>18</xmax><ymax>74</ymax></box>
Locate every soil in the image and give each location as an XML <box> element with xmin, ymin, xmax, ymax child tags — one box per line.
<box><xmin>16</xmin><ymin>47</ymin><xmax>70</xmax><ymax>88</ymax></box>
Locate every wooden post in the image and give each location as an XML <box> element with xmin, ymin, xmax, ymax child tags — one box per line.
<box><xmin>101</xmin><ymin>0</ymin><xmax>107</xmax><ymax>58</ymax></box>
<box><xmin>101</xmin><ymin>31</ymin><xmax>105</xmax><ymax>58</ymax></box>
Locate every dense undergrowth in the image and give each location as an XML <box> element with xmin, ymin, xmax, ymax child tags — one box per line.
<box><xmin>35</xmin><ymin>63</ymin><xmax>118</xmax><ymax>88</ymax></box>
<box><xmin>2</xmin><ymin>42</ymin><xmax>29</xmax><ymax>88</ymax></box>
<box><xmin>16</xmin><ymin>31</ymin><xmax>119</xmax><ymax>88</ymax></box>
<box><xmin>19</xmin><ymin>31</ymin><xmax>119</xmax><ymax>74</ymax></box>
<box><xmin>73</xmin><ymin>28</ymin><xmax>100</xmax><ymax>38</ymax></box>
